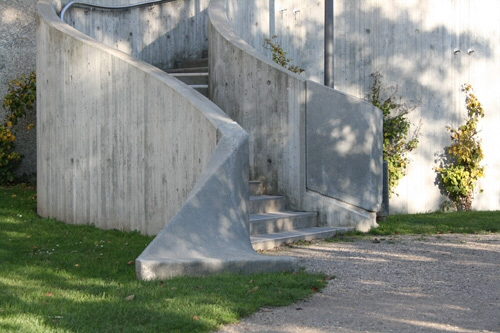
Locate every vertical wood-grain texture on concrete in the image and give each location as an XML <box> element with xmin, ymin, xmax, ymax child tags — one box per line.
<box><xmin>37</xmin><ymin>0</ymin><xmax>216</xmax><ymax>235</ymax></box>
<box><xmin>209</xmin><ymin>0</ymin><xmax>382</xmax><ymax>230</ymax></box>
<box><xmin>65</xmin><ymin>0</ymin><xmax>210</xmax><ymax>70</ymax></box>
<box><xmin>211</xmin><ymin>0</ymin><xmax>500</xmax><ymax>214</ymax></box>
<box><xmin>333</xmin><ymin>0</ymin><xmax>500</xmax><ymax>212</ymax></box>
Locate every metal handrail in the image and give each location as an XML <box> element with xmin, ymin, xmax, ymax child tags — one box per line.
<box><xmin>60</xmin><ymin>0</ymin><xmax>170</xmax><ymax>21</ymax></box>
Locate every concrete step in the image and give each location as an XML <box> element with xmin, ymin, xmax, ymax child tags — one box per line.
<box><xmin>169</xmin><ymin>72</ymin><xmax>208</xmax><ymax>85</ymax></box>
<box><xmin>247</xmin><ymin>180</ymin><xmax>347</xmax><ymax>251</ymax></box>
<box><xmin>249</xmin><ymin>211</ymin><xmax>317</xmax><ymax>236</ymax></box>
<box><xmin>167</xmin><ymin>66</ymin><xmax>209</xmax><ymax>74</ymax></box>
<box><xmin>176</xmin><ymin>58</ymin><xmax>208</xmax><ymax>68</ymax></box>
<box><xmin>249</xmin><ymin>180</ymin><xmax>264</xmax><ymax>196</ymax></box>
<box><xmin>251</xmin><ymin>226</ymin><xmax>354</xmax><ymax>251</ymax></box>
<box><xmin>191</xmin><ymin>85</ymin><xmax>208</xmax><ymax>97</ymax></box>
<box><xmin>249</xmin><ymin>195</ymin><xmax>285</xmax><ymax>214</ymax></box>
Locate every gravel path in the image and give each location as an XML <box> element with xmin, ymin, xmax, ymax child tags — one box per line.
<box><xmin>218</xmin><ymin>234</ymin><xmax>500</xmax><ymax>333</ymax></box>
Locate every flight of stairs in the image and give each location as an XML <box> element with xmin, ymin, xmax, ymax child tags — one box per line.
<box><xmin>166</xmin><ymin>56</ymin><xmax>354</xmax><ymax>249</ymax></box>
<box><xmin>166</xmin><ymin>54</ymin><xmax>209</xmax><ymax>97</ymax></box>
<box><xmin>249</xmin><ymin>181</ymin><xmax>354</xmax><ymax>251</ymax></box>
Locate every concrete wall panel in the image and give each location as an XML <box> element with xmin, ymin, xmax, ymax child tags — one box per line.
<box><xmin>332</xmin><ymin>0</ymin><xmax>500</xmax><ymax>213</ymax></box>
<box><xmin>306</xmin><ymin>80</ymin><xmax>382</xmax><ymax>212</ymax></box>
<box><xmin>209</xmin><ymin>0</ymin><xmax>381</xmax><ymax>229</ymax></box>
<box><xmin>37</xmin><ymin>0</ymin><xmax>217</xmax><ymax>235</ymax></box>
<box><xmin>215</xmin><ymin>0</ymin><xmax>500</xmax><ymax>214</ymax></box>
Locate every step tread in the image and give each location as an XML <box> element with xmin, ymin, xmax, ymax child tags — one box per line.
<box><xmin>166</xmin><ymin>66</ymin><xmax>209</xmax><ymax>73</ymax></box>
<box><xmin>169</xmin><ymin>72</ymin><xmax>209</xmax><ymax>77</ymax></box>
<box><xmin>250</xmin><ymin>226</ymin><xmax>354</xmax><ymax>250</ymax></box>
<box><xmin>251</xmin><ymin>226</ymin><xmax>352</xmax><ymax>241</ymax></box>
<box><xmin>250</xmin><ymin>211</ymin><xmax>317</xmax><ymax>221</ymax></box>
<box><xmin>249</xmin><ymin>195</ymin><xmax>284</xmax><ymax>201</ymax></box>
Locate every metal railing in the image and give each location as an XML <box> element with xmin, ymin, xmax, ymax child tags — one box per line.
<box><xmin>60</xmin><ymin>0</ymin><xmax>171</xmax><ymax>21</ymax></box>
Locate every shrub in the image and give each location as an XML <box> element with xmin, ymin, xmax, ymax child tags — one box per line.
<box><xmin>0</xmin><ymin>71</ymin><xmax>36</xmax><ymax>185</ymax></box>
<box><xmin>369</xmin><ymin>73</ymin><xmax>421</xmax><ymax>197</ymax></box>
<box><xmin>435</xmin><ymin>84</ymin><xmax>485</xmax><ymax>211</ymax></box>
<box><xmin>264</xmin><ymin>35</ymin><xmax>305</xmax><ymax>74</ymax></box>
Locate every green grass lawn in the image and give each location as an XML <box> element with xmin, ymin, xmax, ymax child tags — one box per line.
<box><xmin>370</xmin><ymin>210</ymin><xmax>500</xmax><ymax>235</ymax></box>
<box><xmin>0</xmin><ymin>186</ymin><xmax>327</xmax><ymax>333</ymax></box>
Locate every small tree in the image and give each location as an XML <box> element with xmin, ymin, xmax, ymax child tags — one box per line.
<box><xmin>369</xmin><ymin>73</ymin><xmax>421</xmax><ymax>197</ymax></box>
<box><xmin>435</xmin><ymin>84</ymin><xmax>485</xmax><ymax>211</ymax></box>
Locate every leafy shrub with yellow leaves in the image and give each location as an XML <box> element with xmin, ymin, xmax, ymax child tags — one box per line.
<box><xmin>1</xmin><ymin>71</ymin><xmax>36</xmax><ymax>185</ymax></box>
<box><xmin>435</xmin><ymin>84</ymin><xmax>485</xmax><ymax>211</ymax></box>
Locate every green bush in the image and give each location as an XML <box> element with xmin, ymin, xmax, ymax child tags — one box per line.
<box><xmin>435</xmin><ymin>84</ymin><xmax>485</xmax><ymax>211</ymax></box>
<box><xmin>369</xmin><ymin>73</ymin><xmax>421</xmax><ymax>197</ymax></box>
<box><xmin>264</xmin><ymin>35</ymin><xmax>305</xmax><ymax>74</ymax></box>
<box><xmin>0</xmin><ymin>71</ymin><xmax>36</xmax><ymax>185</ymax></box>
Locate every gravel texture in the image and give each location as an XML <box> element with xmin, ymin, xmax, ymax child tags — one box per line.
<box><xmin>218</xmin><ymin>234</ymin><xmax>500</xmax><ymax>333</ymax></box>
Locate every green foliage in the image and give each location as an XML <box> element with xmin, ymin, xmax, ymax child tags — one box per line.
<box><xmin>264</xmin><ymin>35</ymin><xmax>305</xmax><ymax>74</ymax></box>
<box><xmin>435</xmin><ymin>84</ymin><xmax>485</xmax><ymax>211</ymax></box>
<box><xmin>369</xmin><ymin>73</ymin><xmax>421</xmax><ymax>197</ymax></box>
<box><xmin>0</xmin><ymin>186</ymin><xmax>327</xmax><ymax>332</ymax></box>
<box><xmin>1</xmin><ymin>72</ymin><xmax>36</xmax><ymax>185</ymax></box>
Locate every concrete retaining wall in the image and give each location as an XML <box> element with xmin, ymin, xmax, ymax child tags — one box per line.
<box><xmin>37</xmin><ymin>0</ymin><xmax>217</xmax><ymax>235</ymax></box>
<box><xmin>332</xmin><ymin>0</ymin><xmax>500</xmax><ymax>213</ymax></box>
<box><xmin>209</xmin><ymin>0</ymin><xmax>382</xmax><ymax>230</ymax></box>
<box><xmin>221</xmin><ymin>0</ymin><xmax>500</xmax><ymax>213</ymax></box>
<box><xmin>218</xmin><ymin>0</ymin><xmax>500</xmax><ymax>213</ymax></box>
<box><xmin>225</xmin><ymin>0</ymin><xmax>325</xmax><ymax>84</ymax></box>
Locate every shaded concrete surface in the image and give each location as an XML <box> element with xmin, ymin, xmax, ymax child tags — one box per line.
<box><xmin>218</xmin><ymin>234</ymin><xmax>500</xmax><ymax>333</ymax></box>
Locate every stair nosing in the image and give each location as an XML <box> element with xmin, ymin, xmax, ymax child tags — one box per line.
<box><xmin>250</xmin><ymin>211</ymin><xmax>317</xmax><ymax>221</ymax></box>
<box><xmin>250</xmin><ymin>227</ymin><xmax>355</xmax><ymax>249</ymax></box>
<box><xmin>169</xmin><ymin>72</ymin><xmax>209</xmax><ymax>77</ymax></box>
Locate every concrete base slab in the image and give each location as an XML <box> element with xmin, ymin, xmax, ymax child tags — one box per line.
<box><xmin>136</xmin><ymin>122</ymin><xmax>299</xmax><ymax>280</ymax></box>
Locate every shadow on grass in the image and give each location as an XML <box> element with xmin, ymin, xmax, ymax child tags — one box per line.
<box><xmin>0</xmin><ymin>186</ymin><xmax>326</xmax><ymax>333</ymax></box>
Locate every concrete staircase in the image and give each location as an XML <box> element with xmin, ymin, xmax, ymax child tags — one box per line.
<box><xmin>166</xmin><ymin>56</ymin><xmax>209</xmax><ymax>97</ymax></box>
<box><xmin>249</xmin><ymin>181</ymin><xmax>353</xmax><ymax>250</ymax></box>
<box><xmin>166</xmin><ymin>56</ymin><xmax>354</xmax><ymax>250</ymax></box>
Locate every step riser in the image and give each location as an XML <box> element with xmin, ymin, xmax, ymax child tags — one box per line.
<box><xmin>248</xmin><ymin>182</ymin><xmax>342</xmax><ymax>250</ymax></box>
<box><xmin>170</xmin><ymin>74</ymin><xmax>208</xmax><ymax>85</ymax></box>
<box><xmin>167</xmin><ymin>66</ymin><xmax>208</xmax><ymax>74</ymax></box>
<box><xmin>250</xmin><ymin>214</ymin><xmax>317</xmax><ymax>236</ymax></box>
<box><xmin>176</xmin><ymin>58</ymin><xmax>209</xmax><ymax>68</ymax></box>
<box><xmin>249</xmin><ymin>197</ymin><xmax>285</xmax><ymax>214</ymax></box>
<box><xmin>193</xmin><ymin>86</ymin><xmax>208</xmax><ymax>97</ymax></box>
<box><xmin>249</xmin><ymin>181</ymin><xmax>264</xmax><ymax>196</ymax></box>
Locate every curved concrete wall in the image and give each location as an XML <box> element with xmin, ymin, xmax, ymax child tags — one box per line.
<box><xmin>224</xmin><ymin>0</ymin><xmax>325</xmax><ymax>84</ymax></box>
<box><xmin>37</xmin><ymin>0</ymin><xmax>217</xmax><ymax>235</ymax></box>
<box><xmin>208</xmin><ymin>0</ymin><xmax>382</xmax><ymax>230</ymax></box>
<box><xmin>37</xmin><ymin>0</ymin><xmax>299</xmax><ymax>278</ymax></box>
<box><xmin>64</xmin><ymin>0</ymin><xmax>210</xmax><ymax>70</ymax></box>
